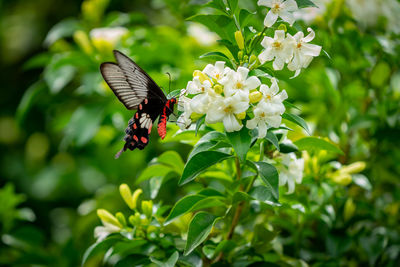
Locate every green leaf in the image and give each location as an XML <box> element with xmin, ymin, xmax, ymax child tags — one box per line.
<box><xmin>165</xmin><ymin>195</ymin><xmax>205</xmax><ymax>224</ymax></box>
<box><xmin>179</xmin><ymin>151</ymin><xmax>233</xmax><ymax>185</ymax></box>
<box><xmin>198</xmin><ymin>131</ymin><xmax>228</xmax><ymax>144</ymax></box>
<box><xmin>227</xmin><ymin>0</ymin><xmax>238</xmax><ymax>14</ymax></box>
<box><xmin>16</xmin><ymin>82</ymin><xmax>46</xmax><ymax>125</ymax></box>
<box><xmin>232</xmin><ymin>191</ymin><xmax>252</xmax><ymax>204</ymax></box>
<box><xmin>265</xmin><ymin>131</ymin><xmax>280</xmax><ymax>151</ymax></box>
<box><xmin>44</xmin><ymin>64</ymin><xmax>76</xmax><ymax>94</ymax></box>
<box><xmin>294</xmin><ymin>137</ymin><xmax>344</xmax><ymax>155</ymax></box>
<box><xmin>200</xmin><ymin>51</ymin><xmax>230</xmax><ymax>61</ymax></box>
<box><xmin>167</xmin><ymin>89</ymin><xmax>181</xmax><ymax>99</ymax></box>
<box><xmin>217</xmin><ymin>39</ymin><xmax>239</xmax><ymax>61</ymax></box>
<box><xmin>136</xmin><ymin>164</ymin><xmax>173</xmax><ymax>184</ymax></box>
<box><xmin>253</xmin><ymin>161</ymin><xmax>279</xmax><ymax>200</ymax></box>
<box><xmin>157</xmin><ymin>151</ymin><xmax>185</xmax><ymax>174</ymax></box>
<box><xmin>63</xmin><ymin>105</ymin><xmax>104</xmax><ymax>147</ymax></box>
<box><xmin>226</xmin><ymin>127</ymin><xmax>252</xmax><ymax>163</ymax></box>
<box><xmin>81</xmin><ymin>236</ymin><xmax>121</xmax><ymax>266</ymax></box>
<box><xmin>188</xmin><ymin>142</ymin><xmax>220</xmax><ymax>160</ymax></box>
<box><xmin>188</xmin><ymin>15</ymin><xmax>236</xmax><ymax>43</ymax></box>
<box><xmin>184</xmin><ymin>212</ymin><xmax>220</xmax><ymax>256</ymax></box>
<box><xmin>204</xmin><ymin>0</ymin><xmax>227</xmax><ymax>13</ymax></box>
<box><xmin>150</xmin><ymin>251</ymin><xmax>179</xmax><ymax>267</ymax></box>
<box><xmin>295</xmin><ymin>0</ymin><xmax>317</xmax><ymax>8</ymax></box>
<box><xmin>165</xmin><ymin>195</ymin><xmax>225</xmax><ymax>224</ymax></box>
<box><xmin>195</xmin><ymin>115</ymin><xmax>206</xmax><ymax>136</ymax></box>
<box><xmin>279</xmin><ymin>141</ymin><xmax>298</xmax><ymax>153</ymax></box>
<box><xmin>282</xmin><ymin>113</ymin><xmax>310</xmax><ymax>135</ymax></box>
<box><xmin>44</xmin><ymin>18</ymin><xmax>79</xmax><ymax>46</ymax></box>
<box><xmin>249</xmin><ymin>185</ymin><xmax>280</xmax><ymax>204</ymax></box>
<box><xmin>197</xmin><ymin>188</ymin><xmax>225</xmax><ymax>197</ymax></box>
<box><xmin>238</xmin><ymin>9</ymin><xmax>254</xmax><ymax>28</ymax></box>
<box><xmin>283</xmin><ymin>100</ymin><xmax>300</xmax><ymax>111</ymax></box>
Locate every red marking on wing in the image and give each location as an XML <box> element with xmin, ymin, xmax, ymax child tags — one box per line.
<box><xmin>144</xmin><ymin>99</ymin><xmax>148</xmax><ymax>104</ymax></box>
<box><xmin>157</xmin><ymin>115</ymin><xmax>167</xmax><ymax>139</ymax></box>
<box><xmin>148</xmin><ymin>122</ymin><xmax>152</xmax><ymax>134</ymax></box>
<box><xmin>141</xmin><ymin>137</ymin><xmax>148</xmax><ymax>143</ymax></box>
<box><xmin>135</xmin><ymin>113</ymin><xmax>139</xmax><ymax>119</ymax></box>
<box><xmin>133</xmin><ymin>135</ymin><xmax>138</xmax><ymax>142</ymax></box>
<box><xmin>133</xmin><ymin>123</ymin><xmax>137</xmax><ymax>130</ymax></box>
<box><xmin>139</xmin><ymin>104</ymin><xmax>142</xmax><ymax>110</ymax></box>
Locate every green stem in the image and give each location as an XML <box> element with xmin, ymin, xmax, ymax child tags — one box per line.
<box><xmin>248</xmin><ymin>27</ymin><xmax>267</xmax><ymax>56</ymax></box>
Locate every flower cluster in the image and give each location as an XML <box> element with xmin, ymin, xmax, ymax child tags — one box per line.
<box><xmin>257</xmin><ymin>1</ymin><xmax>322</xmax><ymax>77</ymax></box>
<box><xmin>178</xmin><ymin>62</ymin><xmax>288</xmax><ymax>138</ymax></box>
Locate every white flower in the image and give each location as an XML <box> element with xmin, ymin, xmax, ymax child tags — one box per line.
<box><xmin>177</xmin><ymin>91</ymin><xmax>192</xmax><ymax>129</ymax></box>
<box><xmin>259</xmin><ymin>78</ymin><xmax>288</xmax><ymax>114</ymax></box>
<box><xmin>90</xmin><ymin>27</ymin><xmax>128</xmax><ymax>44</ymax></box>
<box><xmin>287</xmin><ymin>28</ymin><xmax>321</xmax><ymax>77</ymax></box>
<box><xmin>206</xmin><ymin>92</ymin><xmax>249</xmax><ymax>132</ymax></box>
<box><xmin>247</xmin><ymin>101</ymin><xmax>282</xmax><ymax>138</ymax></box>
<box><xmin>94</xmin><ymin>222</ymin><xmax>121</xmax><ymax>241</ymax></box>
<box><xmin>257</xmin><ymin>0</ymin><xmax>298</xmax><ymax>27</ymax></box>
<box><xmin>258</xmin><ymin>30</ymin><xmax>295</xmax><ymax>70</ymax></box>
<box><xmin>220</xmin><ymin>67</ymin><xmax>261</xmax><ymax>97</ymax></box>
<box><xmin>278</xmin><ymin>152</ymin><xmax>304</xmax><ymax>194</ymax></box>
<box><xmin>186</xmin><ymin>76</ymin><xmax>212</xmax><ymax>95</ymax></box>
<box><xmin>203</xmin><ymin>61</ymin><xmax>230</xmax><ymax>82</ymax></box>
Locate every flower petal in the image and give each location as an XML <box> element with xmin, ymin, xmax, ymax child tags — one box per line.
<box><xmin>279</xmin><ymin>10</ymin><xmax>295</xmax><ymax>25</ymax></box>
<box><xmin>283</xmin><ymin>0</ymin><xmax>298</xmax><ymax>11</ymax></box>
<box><xmin>244</xmin><ymin>76</ymin><xmax>261</xmax><ymax>90</ymax></box>
<box><xmin>264</xmin><ymin>10</ymin><xmax>279</xmax><ymax>27</ymax></box>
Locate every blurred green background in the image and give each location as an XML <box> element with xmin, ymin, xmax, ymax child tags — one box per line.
<box><xmin>0</xmin><ymin>0</ymin><xmax>399</xmax><ymax>266</ymax></box>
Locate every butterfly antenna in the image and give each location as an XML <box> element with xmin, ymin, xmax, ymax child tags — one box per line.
<box><xmin>166</xmin><ymin>72</ymin><xmax>172</xmax><ymax>94</ymax></box>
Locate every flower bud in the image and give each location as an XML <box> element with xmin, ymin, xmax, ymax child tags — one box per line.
<box><xmin>344</xmin><ymin>198</ymin><xmax>356</xmax><ymax>221</ymax></box>
<box><xmin>97</xmin><ymin>209</ymin><xmax>122</xmax><ymax>228</ymax></box>
<box><xmin>340</xmin><ymin>161</ymin><xmax>366</xmax><ymax>174</ymax></box>
<box><xmin>277</xmin><ymin>24</ymin><xmax>287</xmax><ymax>32</ymax></box>
<box><xmin>116</xmin><ymin>212</ymin><xmax>127</xmax><ymax>227</ymax></box>
<box><xmin>249</xmin><ymin>91</ymin><xmax>262</xmax><ymax>103</ymax></box>
<box><xmin>193</xmin><ymin>70</ymin><xmax>211</xmax><ymax>83</ymax></box>
<box><xmin>238</xmin><ymin>51</ymin><xmax>243</xmax><ymax>60</ymax></box>
<box><xmin>235</xmin><ymin>31</ymin><xmax>245</xmax><ymax>50</ymax></box>
<box><xmin>213</xmin><ymin>84</ymin><xmax>223</xmax><ymax>94</ymax></box>
<box><xmin>131</xmin><ymin>188</ymin><xmax>143</xmax><ymax>209</ymax></box>
<box><xmin>73</xmin><ymin>30</ymin><xmax>93</xmax><ymax>55</ymax></box>
<box><xmin>141</xmin><ymin>200</ymin><xmax>153</xmax><ymax>218</ymax></box>
<box><xmin>119</xmin><ymin>184</ymin><xmax>134</xmax><ymax>209</ymax></box>
<box><xmin>128</xmin><ymin>212</ymin><xmax>141</xmax><ymax>226</ymax></box>
<box><xmin>331</xmin><ymin>173</ymin><xmax>352</xmax><ymax>185</ymax></box>
<box><xmin>249</xmin><ymin>55</ymin><xmax>257</xmax><ymax>65</ymax></box>
<box><xmin>235</xmin><ymin>112</ymin><xmax>246</xmax><ymax>120</ymax></box>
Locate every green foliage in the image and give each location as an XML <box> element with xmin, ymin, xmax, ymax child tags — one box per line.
<box><xmin>2</xmin><ymin>0</ymin><xmax>400</xmax><ymax>266</ymax></box>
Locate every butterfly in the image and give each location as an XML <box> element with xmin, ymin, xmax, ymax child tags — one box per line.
<box><xmin>100</xmin><ymin>50</ymin><xmax>177</xmax><ymax>159</ymax></box>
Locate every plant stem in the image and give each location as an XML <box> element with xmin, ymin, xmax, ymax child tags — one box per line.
<box><xmin>248</xmin><ymin>27</ymin><xmax>267</xmax><ymax>56</ymax></box>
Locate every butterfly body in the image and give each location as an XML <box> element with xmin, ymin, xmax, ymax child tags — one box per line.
<box><xmin>100</xmin><ymin>50</ymin><xmax>176</xmax><ymax>158</ymax></box>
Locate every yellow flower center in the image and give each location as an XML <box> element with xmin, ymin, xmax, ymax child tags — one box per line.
<box><xmin>266</xmin><ymin>94</ymin><xmax>272</xmax><ymax>100</ymax></box>
<box><xmin>260</xmin><ymin>112</ymin><xmax>266</xmax><ymax>118</ymax></box>
<box><xmin>215</xmin><ymin>73</ymin><xmax>220</xmax><ymax>79</ymax></box>
<box><xmin>272</xmin><ymin>3</ymin><xmax>281</xmax><ymax>13</ymax></box>
<box><xmin>236</xmin><ymin>82</ymin><xmax>243</xmax><ymax>89</ymax></box>
<box><xmin>224</xmin><ymin>105</ymin><xmax>233</xmax><ymax>113</ymax></box>
<box><xmin>297</xmin><ymin>42</ymin><xmax>302</xmax><ymax>49</ymax></box>
<box><xmin>272</xmin><ymin>41</ymin><xmax>282</xmax><ymax>50</ymax></box>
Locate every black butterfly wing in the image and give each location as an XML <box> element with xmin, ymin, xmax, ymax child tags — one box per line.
<box><xmin>100</xmin><ymin>50</ymin><xmax>167</xmax><ymax>110</ymax></box>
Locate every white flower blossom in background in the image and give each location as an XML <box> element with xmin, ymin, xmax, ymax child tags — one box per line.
<box><xmin>186</xmin><ymin>76</ymin><xmax>212</xmax><ymax>95</ymax></box>
<box><xmin>278</xmin><ymin>152</ymin><xmax>304</xmax><ymax>194</ymax></box>
<box><xmin>259</xmin><ymin>30</ymin><xmax>295</xmax><ymax>70</ymax></box>
<box><xmin>206</xmin><ymin>91</ymin><xmax>249</xmax><ymax>132</ymax></box>
<box><xmin>293</xmin><ymin>0</ymin><xmax>329</xmax><ymax>23</ymax></box>
<box><xmin>187</xmin><ymin>23</ymin><xmax>219</xmax><ymax>46</ymax></box>
<box><xmin>90</xmin><ymin>27</ymin><xmax>128</xmax><ymax>44</ymax></box>
<box><xmin>287</xmin><ymin>28</ymin><xmax>322</xmax><ymax>77</ymax></box>
<box><xmin>257</xmin><ymin>0</ymin><xmax>298</xmax><ymax>27</ymax></box>
<box><xmin>220</xmin><ymin>67</ymin><xmax>261</xmax><ymax>97</ymax></box>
